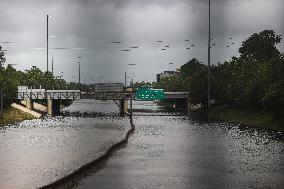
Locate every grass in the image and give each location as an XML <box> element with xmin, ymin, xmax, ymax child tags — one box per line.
<box><xmin>209</xmin><ymin>105</ymin><xmax>284</xmax><ymax>131</ymax></box>
<box><xmin>0</xmin><ymin>107</ymin><xmax>36</xmax><ymax>126</ymax></box>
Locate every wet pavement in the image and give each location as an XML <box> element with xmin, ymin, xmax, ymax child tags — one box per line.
<box><xmin>0</xmin><ymin>100</ymin><xmax>283</xmax><ymax>189</ymax></box>
<box><xmin>73</xmin><ymin>103</ymin><xmax>284</xmax><ymax>189</ymax></box>
<box><xmin>0</xmin><ymin>100</ymin><xmax>130</xmax><ymax>189</ymax></box>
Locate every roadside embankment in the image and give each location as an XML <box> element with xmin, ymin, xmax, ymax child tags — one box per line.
<box><xmin>0</xmin><ymin>107</ymin><xmax>36</xmax><ymax>126</ymax></box>
<box><xmin>209</xmin><ymin>105</ymin><xmax>284</xmax><ymax>131</ymax></box>
<box><xmin>11</xmin><ymin>103</ymin><xmax>42</xmax><ymax>118</ymax></box>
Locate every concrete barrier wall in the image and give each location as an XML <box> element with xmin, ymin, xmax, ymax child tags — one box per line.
<box><xmin>11</xmin><ymin>103</ymin><xmax>42</xmax><ymax>118</ymax></box>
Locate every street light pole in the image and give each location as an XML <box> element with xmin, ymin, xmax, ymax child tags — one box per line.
<box><xmin>50</xmin><ymin>36</ymin><xmax>55</xmax><ymax>75</ymax></box>
<box><xmin>207</xmin><ymin>0</ymin><xmax>211</xmax><ymax>113</ymax></box>
<box><xmin>47</xmin><ymin>14</ymin><xmax>49</xmax><ymax>73</ymax></box>
<box><xmin>78</xmin><ymin>56</ymin><xmax>82</xmax><ymax>84</ymax></box>
<box><xmin>0</xmin><ymin>89</ymin><xmax>3</xmax><ymax>119</ymax></box>
<box><xmin>79</xmin><ymin>62</ymin><xmax>81</xmax><ymax>84</ymax></box>
<box><xmin>124</xmin><ymin>72</ymin><xmax>127</xmax><ymax>87</ymax></box>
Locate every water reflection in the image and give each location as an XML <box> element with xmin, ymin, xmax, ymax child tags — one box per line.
<box><xmin>0</xmin><ymin>100</ymin><xmax>283</xmax><ymax>189</ymax></box>
<box><xmin>74</xmin><ymin>102</ymin><xmax>284</xmax><ymax>189</ymax></box>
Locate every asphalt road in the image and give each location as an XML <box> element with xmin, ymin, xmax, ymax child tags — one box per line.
<box><xmin>72</xmin><ymin>113</ymin><xmax>284</xmax><ymax>189</ymax></box>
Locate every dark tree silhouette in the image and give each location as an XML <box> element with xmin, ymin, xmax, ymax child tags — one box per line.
<box><xmin>239</xmin><ymin>30</ymin><xmax>282</xmax><ymax>61</ymax></box>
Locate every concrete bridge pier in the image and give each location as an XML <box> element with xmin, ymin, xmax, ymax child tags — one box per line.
<box><xmin>173</xmin><ymin>97</ymin><xmax>191</xmax><ymax>116</ymax></box>
<box><xmin>25</xmin><ymin>98</ymin><xmax>34</xmax><ymax>110</ymax></box>
<box><xmin>119</xmin><ymin>99</ymin><xmax>128</xmax><ymax>116</ymax></box>
<box><xmin>47</xmin><ymin>99</ymin><xmax>52</xmax><ymax>116</ymax></box>
<box><xmin>47</xmin><ymin>99</ymin><xmax>61</xmax><ymax>116</ymax></box>
<box><xmin>187</xmin><ymin>97</ymin><xmax>191</xmax><ymax>116</ymax></box>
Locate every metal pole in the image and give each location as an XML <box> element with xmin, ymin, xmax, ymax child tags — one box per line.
<box><xmin>47</xmin><ymin>14</ymin><xmax>49</xmax><ymax>73</ymax></box>
<box><xmin>124</xmin><ymin>72</ymin><xmax>127</xmax><ymax>87</ymax></box>
<box><xmin>207</xmin><ymin>0</ymin><xmax>211</xmax><ymax>112</ymax></box>
<box><xmin>130</xmin><ymin>89</ymin><xmax>133</xmax><ymax>121</ymax></box>
<box><xmin>51</xmin><ymin>37</ymin><xmax>54</xmax><ymax>75</ymax></box>
<box><xmin>52</xmin><ymin>54</ymin><xmax>54</xmax><ymax>75</ymax></box>
<box><xmin>0</xmin><ymin>89</ymin><xmax>3</xmax><ymax>119</ymax></box>
<box><xmin>78</xmin><ymin>61</ymin><xmax>81</xmax><ymax>84</ymax></box>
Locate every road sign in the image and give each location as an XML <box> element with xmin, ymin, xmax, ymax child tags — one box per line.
<box><xmin>134</xmin><ymin>86</ymin><xmax>165</xmax><ymax>101</ymax></box>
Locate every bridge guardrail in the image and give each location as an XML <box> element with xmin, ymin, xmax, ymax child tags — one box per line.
<box><xmin>17</xmin><ymin>88</ymin><xmax>81</xmax><ymax>100</ymax></box>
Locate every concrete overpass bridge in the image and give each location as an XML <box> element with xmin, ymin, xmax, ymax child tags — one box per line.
<box><xmin>17</xmin><ymin>84</ymin><xmax>190</xmax><ymax>116</ymax></box>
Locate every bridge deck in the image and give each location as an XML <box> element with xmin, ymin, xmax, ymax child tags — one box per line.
<box><xmin>164</xmin><ymin>92</ymin><xmax>189</xmax><ymax>99</ymax></box>
<box><xmin>17</xmin><ymin>86</ymin><xmax>189</xmax><ymax>101</ymax></box>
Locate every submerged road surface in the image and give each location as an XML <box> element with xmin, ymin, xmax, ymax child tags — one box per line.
<box><xmin>0</xmin><ymin>100</ymin><xmax>130</xmax><ymax>189</ymax></box>
<box><xmin>73</xmin><ymin>104</ymin><xmax>284</xmax><ymax>189</ymax></box>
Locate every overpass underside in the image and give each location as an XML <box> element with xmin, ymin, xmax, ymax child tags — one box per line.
<box><xmin>17</xmin><ymin>86</ymin><xmax>190</xmax><ymax>116</ymax></box>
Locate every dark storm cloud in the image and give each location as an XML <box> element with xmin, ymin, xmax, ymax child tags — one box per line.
<box><xmin>1</xmin><ymin>0</ymin><xmax>283</xmax><ymax>82</ymax></box>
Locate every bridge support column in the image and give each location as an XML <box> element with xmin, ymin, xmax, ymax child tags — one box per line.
<box><xmin>124</xmin><ymin>100</ymin><xmax>128</xmax><ymax>114</ymax></box>
<box><xmin>47</xmin><ymin>98</ymin><xmax>53</xmax><ymax>116</ymax></box>
<box><xmin>52</xmin><ymin>100</ymin><xmax>61</xmax><ymax>115</ymax></box>
<box><xmin>47</xmin><ymin>99</ymin><xmax>60</xmax><ymax>116</ymax></box>
<box><xmin>119</xmin><ymin>99</ymin><xmax>128</xmax><ymax>116</ymax></box>
<box><xmin>25</xmin><ymin>98</ymin><xmax>34</xmax><ymax>110</ymax></box>
<box><xmin>187</xmin><ymin>97</ymin><xmax>191</xmax><ymax>116</ymax></box>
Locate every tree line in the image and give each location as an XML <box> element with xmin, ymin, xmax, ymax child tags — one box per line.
<box><xmin>141</xmin><ymin>30</ymin><xmax>284</xmax><ymax>117</ymax></box>
<box><xmin>0</xmin><ymin>50</ymin><xmax>89</xmax><ymax>108</ymax></box>
<box><xmin>1</xmin><ymin>30</ymin><xmax>283</xmax><ymax>117</ymax></box>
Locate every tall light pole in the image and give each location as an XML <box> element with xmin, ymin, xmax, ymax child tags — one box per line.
<box><xmin>50</xmin><ymin>35</ymin><xmax>56</xmax><ymax>75</ymax></box>
<box><xmin>47</xmin><ymin>14</ymin><xmax>49</xmax><ymax>73</ymax></box>
<box><xmin>124</xmin><ymin>72</ymin><xmax>127</xmax><ymax>87</ymax></box>
<box><xmin>207</xmin><ymin>0</ymin><xmax>211</xmax><ymax>113</ymax></box>
<box><xmin>78</xmin><ymin>56</ymin><xmax>82</xmax><ymax>84</ymax></box>
<box><xmin>0</xmin><ymin>89</ymin><xmax>3</xmax><ymax>119</ymax></box>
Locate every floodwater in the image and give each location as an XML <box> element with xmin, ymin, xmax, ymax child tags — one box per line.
<box><xmin>0</xmin><ymin>100</ymin><xmax>130</xmax><ymax>189</ymax></box>
<box><xmin>73</xmin><ymin>101</ymin><xmax>284</xmax><ymax>189</ymax></box>
<box><xmin>0</xmin><ymin>100</ymin><xmax>283</xmax><ymax>189</ymax></box>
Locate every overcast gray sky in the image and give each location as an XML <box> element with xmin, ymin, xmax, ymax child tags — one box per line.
<box><xmin>1</xmin><ymin>0</ymin><xmax>283</xmax><ymax>83</ymax></box>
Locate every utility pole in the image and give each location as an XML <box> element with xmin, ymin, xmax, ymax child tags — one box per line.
<box><xmin>207</xmin><ymin>0</ymin><xmax>211</xmax><ymax>114</ymax></box>
<box><xmin>78</xmin><ymin>56</ymin><xmax>82</xmax><ymax>84</ymax></box>
<box><xmin>51</xmin><ymin>53</ymin><xmax>54</xmax><ymax>74</ymax></box>
<box><xmin>78</xmin><ymin>61</ymin><xmax>81</xmax><ymax>84</ymax></box>
<box><xmin>130</xmin><ymin>81</ymin><xmax>133</xmax><ymax>123</ymax></box>
<box><xmin>124</xmin><ymin>72</ymin><xmax>127</xmax><ymax>87</ymax></box>
<box><xmin>50</xmin><ymin>35</ymin><xmax>55</xmax><ymax>75</ymax></box>
<box><xmin>47</xmin><ymin>14</ymin><xmax>49</xmax><ymax>73</ymax></box>
<box><xmin>0</xmin><ymin>89</ymin><xmax>3</xmax><ymax>119</ymax></box>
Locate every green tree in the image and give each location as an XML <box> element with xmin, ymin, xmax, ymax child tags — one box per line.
<box><xmin>210</xmin><ymin>30</ymin><xmax>284</xmax><ymax>117</ymax></box>
<box><xmin>179</xmin><ymin>58</ymin><xmax>207</xmax><ymax>105</ymax></box>
<box><xmin>0</xmin><ymin>46</ymin><xmax>6</xmax><ymax>67</ymax></box>
<box><xmin>239</xmin><ymin>30</ymin><xmax>281</xmax><ymax>62</ymax></box>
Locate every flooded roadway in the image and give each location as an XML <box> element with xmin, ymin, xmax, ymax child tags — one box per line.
<box><xmin>0</xmin><ymin>100</ymin><xmax>283</xmax><ymax>189</ymax></box>
<box><xmin>0</xmin><ymin>100</ymin><xmax>131</xmax><ymax>189</ymax></box>
<box><xmin>73</xmin><ymin>102</ymin><xmax>284</xmax><ymax>189</ymax></box>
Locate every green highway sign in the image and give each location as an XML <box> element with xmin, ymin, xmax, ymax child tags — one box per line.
<box><xmin>134</xmin><ymin>86</ymin><xmax>165</xmax><ymax>101</ymax></box>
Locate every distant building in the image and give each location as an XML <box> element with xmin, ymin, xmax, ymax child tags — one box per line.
<box><xmin>156</xmin><ymin>70</ymin><xmax>178</xmax><ymax>83</ymax></box>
